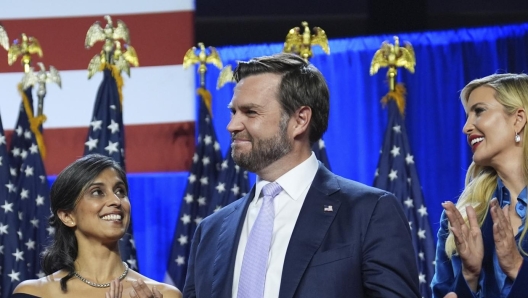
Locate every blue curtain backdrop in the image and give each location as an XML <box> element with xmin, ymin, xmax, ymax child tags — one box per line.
<box><xmin>49</xmin><ymin>23</ymin><xmax>528</xmax><ymax>282</ymax></box>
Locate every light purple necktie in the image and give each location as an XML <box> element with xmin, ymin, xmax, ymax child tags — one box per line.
<box><xmin>238</xmin><ymin>182</ymin><xmax>283</xmax><ymax>298</ymax></box>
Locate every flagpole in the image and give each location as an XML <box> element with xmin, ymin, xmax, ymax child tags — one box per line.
<box><xmin>370</xmin><ymin>36</ymin><xmax>436</xmax><ymax>298</ymax></box>
<box><xmin>8</xmin><ymin>33</ymin><xmax>49</xmax><ymax>157</ymax></box>
<box><xmin>166</xmin><ymin>42</ymin><xmax>224</xmax><ymax>288</ymax></box>
<box><xmin>83</xmin><ymin>14</ymin><xmax>140</xmax><ymax>270</ymax></box>
<box><xmin>2</xmin><ymin>29</ymin><xmax>53</xmax><ymax>297</ymax></box>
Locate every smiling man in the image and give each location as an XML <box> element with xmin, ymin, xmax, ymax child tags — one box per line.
<box><xmin>183</xmin><ymin>53</ymin><xmax>420</xmax><ymax>298</ymax></box>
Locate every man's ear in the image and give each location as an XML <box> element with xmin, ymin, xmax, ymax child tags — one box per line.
<box><xmin>514</xmin><ymin>108</ymin><xmax>527</xmax><ymax>134</ymax></box>
<box><xmin>292</xmin><ymin>106</ymin><xmax>312</xmax><ymax>138</ymax></box>
<box><xmin>57</xmin><ymin>209</ymin><xmax>76</xmax><ymax>228</ymax></box>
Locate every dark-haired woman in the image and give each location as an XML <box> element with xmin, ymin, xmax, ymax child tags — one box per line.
<box><xmin>12</xmin><ymin>154</ymin><xmax>181</xmax><ymax>298</ymax></box>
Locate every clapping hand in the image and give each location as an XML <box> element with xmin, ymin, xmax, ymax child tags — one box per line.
<box><xmin>106</xmin><ymin>278</ymin><xmax>163</xmax><ymax>298</ymax></box>
<box><xmin>489</xmin><ymin>198</ymin><xmax>523</xmax><ymax>280</ymax></box>
<box><xmin>442</xmin><ymin>201</ymin><xmax>484</xmax><ymax>291</ymax></box>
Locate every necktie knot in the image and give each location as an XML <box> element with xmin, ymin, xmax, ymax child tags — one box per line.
<box><xmin>262</xmin><ymin>182</ymin><xmax>282</xmax><ymax>199</ymax></box>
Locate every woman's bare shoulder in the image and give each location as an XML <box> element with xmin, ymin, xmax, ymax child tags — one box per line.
<box><xmin>13</xmin><ymin>271</ymin><xmax>67</xmax><ymax>296</ymax></box>
<box><xmin>13</xmin><ymin>278</ymin><xmax>44</xmax><ymax>295</ymax></box>
<box><xmin>150</xmin><ymin>282</ymin><xmax>182</xmax><ymax>298</ymax></box>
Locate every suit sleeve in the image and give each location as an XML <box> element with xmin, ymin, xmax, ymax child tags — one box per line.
<box><xmin>431</xmin><ymin>211</ymin><xmax>479</xmax><ymax>298</ymax></box>
<box><xmin>361</xmin><ymin>193</ymin><xmax>421</xmax><ymax>298</ymax></box>
<box><xmin>183</xmin><ymin>223</ymin><xmax>202</xmax><ymax>298</ymax></box>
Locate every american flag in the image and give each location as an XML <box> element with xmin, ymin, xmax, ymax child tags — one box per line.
<box><xmin>0</xmin><ymin>3</ymin><xmax>196</xmax><ymax>175</ymax></box>
<box><xmin>373</xmin><ymin>98</ymin><xmax>435</xmax><ymax>298</ymax></box>
<box><xmin>1</xmin><ymin>86</ymin><xmax>52</xmax><ymax>297</ymax></box>
<box><xmin>165</xmin><ymin>89</ymin><xmax>222</xmax><ymax>289</ymax></box>
<box><xmin>209</xmin><ymin>147</ymin><xmax>249</xmax><ymax>214</ymax></box>
<box><xmin>0</xmin><ymin>112</ymin><xmax>8</xmax><ymax>188</ymax></box>
<box><xmin>0</xmin><ymin>108</ymin><xmax>11</xmax><ymax>294</ymax></box>
<box><xmin>312</xmin><ymin>138</ymin><xmax>331</xmax><ymax>170</ymax></box>
<box><xmin>83</xmin><ymin>66</ymin><xmax>138</xmax><ymax>271</ymax></box>
<box><xmin>8</xmin><ymin>86</ymin><xmax>35</xmax><ymax>179</ymax></box>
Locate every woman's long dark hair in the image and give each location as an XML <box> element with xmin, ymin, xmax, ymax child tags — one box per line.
<box><xmin>41</xmin><ymin>154</ymin><xmax>128</xmax><ymax>292</ymax></box>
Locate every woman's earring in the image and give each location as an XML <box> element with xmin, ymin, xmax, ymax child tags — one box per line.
<box><xmin>515</xmin><ymin>131</ymin><xmax>521</xmax><ymax>143</ymax></box>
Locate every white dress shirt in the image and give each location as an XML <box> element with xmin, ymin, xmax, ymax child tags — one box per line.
<box><xmin>232</xmin><ymin>153</ymin><xmax>319</xmax><ymax>298</ymax></box>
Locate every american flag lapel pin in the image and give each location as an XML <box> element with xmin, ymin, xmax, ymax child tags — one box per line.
<box><xmin>324</xmin><ymin>205</ymin><xmax>333</xmax><ymax>212</ymax></box>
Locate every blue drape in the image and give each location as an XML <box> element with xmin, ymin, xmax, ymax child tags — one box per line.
<box><xmin>50</xmin><ymin>23</ymin><xmax>528</xmax><ymax>283</ymax></box>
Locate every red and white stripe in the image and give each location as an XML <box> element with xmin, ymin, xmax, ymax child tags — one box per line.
<box><xmin>0</xmin><ymin>1</ymin><xmax>196</xmax><ymax>174</ymax></box>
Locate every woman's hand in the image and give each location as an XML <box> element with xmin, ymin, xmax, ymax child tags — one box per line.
<box><xmin>442</xmin><ymin>201</ymin><xmax>484</xmax><ymax>291</ymax></box>
<box><xmin>106</xmin><ymin>279</ymin><xmax>123</xmax><ymax>298</ymax></box>
<box><xmin>490</xmin><ymin>198</ymin><xmax>524</xmax><ymax>280</ymax></box>
<box><xmin>105</xmin><ymin>278</ymin><xmax>163</xmax><ymax>298</ymax></box>
<box><xmin>130</xmin><ymin>279</ymin><xmax>163</xmax><ymax>298</ymax></box>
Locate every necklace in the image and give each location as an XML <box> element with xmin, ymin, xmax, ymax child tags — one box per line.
<box><xmin>74</xmin><ymin>262</ymin><xmax>129</xmax><ymax>288</ymax></box>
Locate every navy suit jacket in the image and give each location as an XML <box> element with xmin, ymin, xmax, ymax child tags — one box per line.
<box><xmin>183</xmin><ymin>164</ymin><xmax>420</xmax><ymax>298</ymax></box>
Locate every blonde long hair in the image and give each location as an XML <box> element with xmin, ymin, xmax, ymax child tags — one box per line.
<box><xmin>446</xmin><ymin>73</ymin><xmax>528</xmax><ymax>258</ymax></box>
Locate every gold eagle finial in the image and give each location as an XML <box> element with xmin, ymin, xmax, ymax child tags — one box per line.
<box><xmin>283</xmin><ymin>21</ymin><xmax>330</xmax><ymax>61</ymax></box>
<box><xmin>8</xmin><ymin>33</ymin><xmax>43</xmax><ymax>73</ymax></box>
<box><xmin>183</xmin><ymin>42</ymin><xmax>223</xmax><ymax>88</ymax></box>
<box><xmin>216</xmin><ymin>64</ymin><xmax>235</xmax><ymax>90</ymax></box>
<box><xmin>0</xmin><ymin>25</ymin><xmax>9</xmax><ymax>51</ymax></box>
<box><xmin>113</xmin><ymin>40</ymin><xmax>139</xmax><ymax>77</ymax></box>
<box><xmin>22</xmin><ymin>62</ymin><xmax>61</xmax><ymax>116</ymax></box>
<box><xmin>85</xmin><ymin>15</ymin><xmax>138</xmax><ymax>79</ymax></box>
<box><xmin>85</xmin><ymin>15</ymin><xmax>130</xmax><ymax>49</ymax></box>
<box><xmin>370</xmin><ymin>36</ymin><xmax>415</xmax><ymax>91</ymax></box>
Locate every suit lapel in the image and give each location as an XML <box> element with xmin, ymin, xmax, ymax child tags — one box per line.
<box><xmin>211</xmin><ymin>187</ymin><xmax>255</xmax><ymax>298</ymax></box>
<box><xmin>279</xmin><ymin>164</ymin><xmax>341</xmax><ymax>298</ymax></box>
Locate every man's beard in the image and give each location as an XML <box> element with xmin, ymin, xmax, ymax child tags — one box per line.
<box><xmin>231</xmin><ymin>117</ymin><xmax>292</xmax><ymax>173</ymax></box>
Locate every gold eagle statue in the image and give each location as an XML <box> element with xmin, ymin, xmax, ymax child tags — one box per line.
<box><xmin>114</xmin><ymin>41</ymin><xmax>139</xmax><ymax>77</ymax></box>
<box><xmin>0</xmin><ymin>25</ymin><xmax>9</xmax><ymax>51</ymax></box>
<box><xmin>183</xmin><ymin>42</ymin><xmax>222</xmax><ymax>70</ymax></box>
<box><xmin>8</xmin><ymin>33</ymin><xmax>43</xmax><ymax>73</ymax></box>
<box><xmin>22</xmin><ymin>62</ymin><xmax>61</xmax><ymax>90</ymax></box>
<box><xmin>183</xmin><ymin>42</ymin><xmax>223</xmax><ymax>88</ymax></box>
<box><xmin>87</xmin><ymin>40</ymin><xmax>139</xmax><ymax>78</ymax></box>
<box><xmin>283</xmin><ymin>21</ymin><xmax>330</xmax><ymax>61</ymax></box>
<box><xmin>216</xmin><ymin>64</ymin><xmax>235</xmax><ymax>90</ymax></box>
<box><xmin>22</xmin><ymin>62</ymin><xmax>61</xmax><ymax>117</ymax></box>
<box><xmin>85</xmin><ymin>15</ymin><xmax>138</xmax><ymax>79</ymax></box>
<box><xmin>370</xmin><ymin>36</ymin><xmax>415</xmax><ymax>75</ymax></box>
<box><xmin>87</xmin><ymin>53</ymin><xmax>103</xmax><ymax>79</ymax></box>
<box><xmin>85</xmin><ymin>15</ymin><xmax>130</xmax><ymax>49</ymax></box>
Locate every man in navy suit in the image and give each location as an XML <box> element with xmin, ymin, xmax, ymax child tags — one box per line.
<box><xmin>183</xmin><ymin>53</ymin><xmax>420</xmax><ymax>298</ymax></box>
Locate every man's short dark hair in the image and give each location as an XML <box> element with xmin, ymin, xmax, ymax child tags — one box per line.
<box><xmin>233</xmin><ymin>53</ymin><xmax>330</xmax><ymax>144</ymax></box>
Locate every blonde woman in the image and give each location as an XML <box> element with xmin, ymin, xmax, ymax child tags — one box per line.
<box><xmin>432</xmin><ymin>73</ymin><xmax>528</xmax><ymax>297</ymax></box>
